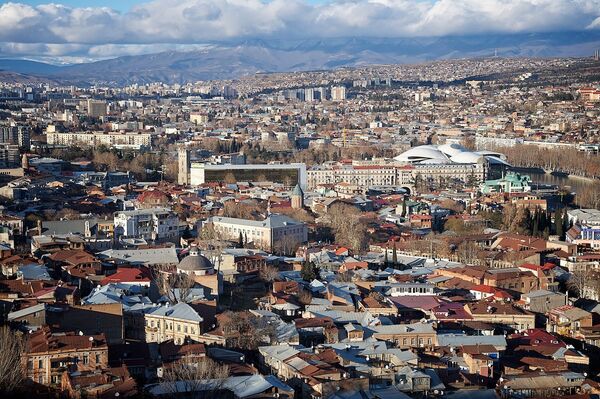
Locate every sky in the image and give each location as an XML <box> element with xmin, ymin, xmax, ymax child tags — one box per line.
<box><xmin>2</xmin><ymin>0</ymin><xmax>600</xmax><ymax>63</ymax></box>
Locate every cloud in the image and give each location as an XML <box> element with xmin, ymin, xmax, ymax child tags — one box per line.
<box><xmin>1</xmin><ymin>0</ymin><xmax>600</xmax><ymax>61</ymax></box>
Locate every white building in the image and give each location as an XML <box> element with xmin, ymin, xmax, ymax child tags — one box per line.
<box><xmin>47</xmin><ymin>131</ymin><xmax>151</xmax><ymax>150</ymax></box>
<box><xmin>331</xmin><ymin>86</ymin><xmax>346</xmax><ymax>101</ymax></box>
<box><xmin>113</xmin><ymin>207</ymin><xmax>179</xmax><ymax>243</ymax></box>
<box><xmin>204</xmin><ymin>214</ymin><xmax>308</xmax><ymax>253</ymax></box>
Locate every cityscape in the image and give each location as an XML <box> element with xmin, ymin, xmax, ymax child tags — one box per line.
<box><xmin>3</xmin><ymin>1</ymin><xmax>600</xmax><ymax>399</ymax></box>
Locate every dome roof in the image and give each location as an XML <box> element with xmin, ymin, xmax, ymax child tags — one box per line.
<box><xmin>438</xmin><ymin>143</ymin><xmax>468</xmax><ymax>157</ymax></box>
<box><xmin>178</xmin><ymin>247</ymin><xmax>213</xmax><ymax>271</ymax></box>
<box><xmin>394</xmin><ymin>146</ymin><xmax>448</xmax><ymax>163</ymax></box>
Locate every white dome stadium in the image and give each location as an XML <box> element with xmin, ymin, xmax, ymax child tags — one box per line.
<box><xmin>395</xmin><ymin>144</ymin><xmax>509</xmax><ymax>166</ymax></box>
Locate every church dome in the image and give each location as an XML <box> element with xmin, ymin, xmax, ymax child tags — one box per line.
<box><xmin>178</xmin><ymin>246</ymin><xmax>213</xmax><ymax>272</ymax></box>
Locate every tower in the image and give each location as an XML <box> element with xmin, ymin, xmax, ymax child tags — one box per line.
<box><xmin>21</xmin><ymin>153</ymin><xmax>29</xmax><ymax>170</ymax></box>
<box><xmin>291</xmin><ymin>184</ymin><xmax>304</xmax><ymax>209</ymax></box>
<box><xmin>178</xmin><ymin>146</ymin><xmax>190</xmax><ymax>185</ymax></box>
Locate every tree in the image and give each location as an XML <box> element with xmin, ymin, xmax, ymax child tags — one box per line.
<box><xmin>567</xmin><ymin>267</ymin><xmax>594</xmax><ymax>298</ymax></box>
<box><xmin>455</xmin><ymin>241</ymin><xmax>480</xmax><ymax>265</ymax></box>
<box><xmin>222</xmin><ymin>311</ymin><xmax>276</xmax><ymax>350</ymax></box>
<box><xmin>162</xmin><ymin>357</ymin><xmax>230</xmax><ymax>396</ymax></box>
<box><xmin>301</xmin><ymin>260</ymin><xmax>320</xmax><ymax>281</ymax></box>
<box><xmin>238</xmin><ymin>232</ymin><xmax>244</xmax><ymax>248</ymax></box>
<box><xmin>392</xmin><ymin>242</ymin><xmax>398</xmax><ymax>265</ymax></box>
<box><xmin>0</xmin><ymin>327</ymin><xmax>24</xmax><ymax>395</ymax></box>
<box><xmin>153</xmin><ymin>270</ymin><xmax>196</xmax><ymax>304</ymax></box>
<box><xmin>555</xmin><ymin>209</ymin><xmax>564</xmax><ymax>239</ymax></box>
<box><xmin>259</xmin><ymin>264</ymin><xmax>279</xmax><ymax>290</ymax></box>
<box><xmin>327</xmin><ymin>202</ymin><xmax>369</xmax><ymax>253</ymax></box>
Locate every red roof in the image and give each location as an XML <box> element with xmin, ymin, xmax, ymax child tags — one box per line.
<box><xmin>100</xmin><ymin>267</ymin><xmax>152</xmax><ymax>285</ymax></box>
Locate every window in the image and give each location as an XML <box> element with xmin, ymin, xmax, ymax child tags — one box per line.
<box><xmin>96</xmin><ymin>354</ymin><xmax>101</xmax><ymax>364</ymax></box>
<box><xmin>83</xmin><ymin>354</ymin><xmax>89</xmax><ymax>365</ymax></box>
<box><xmin>177</xmin><ymin>324</ymin><xmax>181</xmax><ymax>332</ymax></box>
<box><xmin>38</xmin><ymin>359</ymin><xmax>43</xmax><ymax>369</ymax></box>
<box><xmin>184</xmin><ymin>326</ymin><xmax>188</xmax><ymax>333</ymax></box>
<box><xmin>27</xmin><ymin>360</ymin><xmax>33</xmax><ymax>370</ymax></box>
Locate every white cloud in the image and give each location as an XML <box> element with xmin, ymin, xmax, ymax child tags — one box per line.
<box><xmin>0</xmin><ymin>0</ymin><xmax>599</xmax><ymax>60</ymax></box>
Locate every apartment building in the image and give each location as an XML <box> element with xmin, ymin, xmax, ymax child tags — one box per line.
<box><xmin>205</xmin><ymin>214</ymin><xmax>308</xmax><ymax>253</ymax></box>
<box><xmin>47</xmin><ymin>131</ymin><xmax>151</xmax><ymax>150</ymax></box>
<box><xmin>144</xmin><ymin>302</ymin><xmax>203</xmax><ymax>344</ymax></box>
<box><xmin>113</xmin><ymin>207</ymin><xmax>179</xmax><ymax>243</ymax></box>
<box><xmin>23</xmin><ymin>327</ymin><xmax>108</xmax><ymax>386</ymax></box>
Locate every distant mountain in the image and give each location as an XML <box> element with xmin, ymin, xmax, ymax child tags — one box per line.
<box><xmin>1</xmin><ymin>32</ymin><xmax>600</xmax><ymax>85</ymax></box>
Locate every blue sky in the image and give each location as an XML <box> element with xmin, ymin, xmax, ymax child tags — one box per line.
<box><xmin>13</xmin><ymin>0</ymin><xmax>332</xmax><ymax>12</ymax></box>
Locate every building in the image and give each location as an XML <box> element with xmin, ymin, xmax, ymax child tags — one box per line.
<box><xmin>23</xmin><ymin>327</ymin><xmax>108</xmax><ymax>386</ymax></box>
<box><xmin>0</xmin><ymin>143</ymin><xmax>20</xmax><ymax>168</ymax></box>
<box><xmin>144</xmin><ymin>302</ymin><xmax>203</xmax><ymax>344</ymax></box>
<box><xmin>189</xmin><ymin>162</ymin><xmax>307</xmax><ymax>188</ymax></box>
<box><xmin>0</xmin><ymin>124</ymin><xmax>30</xmax><ymax>148</ymax></box>
<box><xmin>47</xmin><ymin>131</ymin><xmax>151</xmax><ymax>150</ymax></box>
<box><xmin>178</xmin><ymin>147</ymin><xmax>190</xmax><ymax>185</ymax></box>
<box><xmin>87</xmin><ymin>99</ymin><xmax>107</xmax><ymax>118</ymax></box>
<box><xmin>113</xmin><ymin>207</ymin><xmax>179</xmax><ymax>243</ymax></box>
<box><xmin>480</xmin><ymin>172</ymin><xmax>532</xmax><ymax>194</ymax></box>
<box><xmin>205</xmin><ymin>214</ymin><xmax>308</xmax><ymax>253</ymax></box>
<box><xmin>291</xmin><ymin>184</ymin><xmax>304</xmax><ymax>209</ymax></box>
<box><xmin>331</xmin><ymin>86</ymin><xmax>346</xmax><ymax>101</ymax></box>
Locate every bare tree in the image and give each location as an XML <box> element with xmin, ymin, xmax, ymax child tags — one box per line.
<box><xmin>222</xmin><ymin>311</ymin><xmax>276</xmax><ymax>350</ymax></box>
<box><xmin>162</xmin><ymin>357</ymin><xmax>230</xmax><ymax>396</ymax></box>
<box><xmin>455</xmin><ymin>241</ymin><xmax>481</xmax><ymax>265</ymax></box>
<box><xmin>327</xmin><ymin>203</ymin><xmax>369</xmax><ymax>253</ymax></box>
<box><xmin>259</xmin><ymin>264</ymin><xmax>280</xmax><ymax>289</ymax></box>
<box><xmin>0</xmin><ymin>327</ymin><xmax>24</xmax><ymax>394</ymax></box>
<box><xmin>567</xmin><ymin>267</ymin><xmax>595</xmax><ymax>298</ymax></box>
<box><xmin>298</xmin><ymin>289</ymin><xmax>313</xmax><ymax>306</ymax></box>
<box><xmin>153</xmin><ymin>269</ymin><xmax>196</xmax><ymax>304</ymax></box>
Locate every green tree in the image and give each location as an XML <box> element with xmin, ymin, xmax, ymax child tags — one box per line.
<box><xmin>301</xmin><ymin>261</ymin><xmax>320</xmax><ymax>282</ymax></box>
<box><xmin>238</xmin><ymin>232</ymin><xmax>244</xmax><ymax>248</ymax></box>
<box><xmin>392</xmin><ymin>242</ymin><xmax>398</xmax><ymax>265</ymax></box>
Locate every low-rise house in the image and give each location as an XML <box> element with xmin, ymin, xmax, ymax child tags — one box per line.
<box><xmin>547</xmin><ymin>305</ymin><xmax>593</xmax><ymax>339</ymax></box>
<box><xmin>144</xmin><ymin>302</ymin><xmax>204</xmax><ymax>344</ymax></box>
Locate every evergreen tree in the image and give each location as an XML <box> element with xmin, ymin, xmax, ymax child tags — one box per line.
<box><xmin>532</xmin><ymin>209</ymin><xmax>539</xmax><ymax>237</ymax></box>
<box><xmin>238</xmin><ymin>232</ymin><xmax>244</xmax><ymax>248</ymax></box>
<box><xmin>555</xmin><ymin>209</ymin><xmax>564</xmax><ymax>239</ymax></box>
<box><xmin>384</xmin><ymin>248</ymin><xmax>389</xmax><ymax>266</ymax></box>
<box><xmin>392</xmin><ymin>242</ymin><xmax>398</xmax><ymax>265</ymax></box>
<box><xmin>301</xmin><ymin>261</ymin><xmax>320</xmax><ymax>282</ymax></box>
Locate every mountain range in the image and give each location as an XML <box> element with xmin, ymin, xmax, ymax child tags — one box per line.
<box><xmin>1</xmin><ymin>32</ymin><xmax>600</xmax><ymax>85</ymax></box>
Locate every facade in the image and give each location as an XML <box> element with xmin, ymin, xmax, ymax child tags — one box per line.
<box><xmin>47</xmin><ymin>131</ymin><xmax>151</xmax><ymax>150</ymax></box>
<box><xmin>144</xmin><ymin>302</ymin><xmax>203</xmax><ymax>344</ymax></box>
<box><xmin>23</xmin><ymin>328</ymin><xmax>108</xmax><ymax>386</ymax></box>
<box><xmin>113</xmin><ymin>207</ymin><xmax>179</xmax><ymax>242</ymax></box>
<box><xmin>306</xmin><ymin>159</ymin><xmax>486</xmax><ymax>191</ymax></box>
<box><xmin>331</xmin><ymin>86</ymin><xmax>346</xmax><ymax>101</ymax></box>
<box><xmin>178</xmin><ymin>147</ymin><xmax>190</xmax><ymax>185</ymax></box>
<box><xmin>205</xmin><ymin>214</ymin><xmax>308</xmax><ymax>253</ymax></box>
<box><xmin>0</xmin><ymin>143</ymin><xmax>20</xmax><ymax>168</ymax></box>
<box><xmin>190</xmin><ymin>162</ymin><xmax>307</xmax><ymax>188</ymax></box>
<box><xmin>87</xmin><ymin>99</ymin><xmax>107</xmax><ymax>118</ymax></box>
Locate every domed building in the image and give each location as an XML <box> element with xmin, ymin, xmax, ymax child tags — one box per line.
<box><xmin>177</xmin><ymin>246</ymin><xmax>214</xmax><ymax>276</ymax></box>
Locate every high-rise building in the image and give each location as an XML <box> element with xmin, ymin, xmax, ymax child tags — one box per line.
<box><xmin>178</xmin><ymin>147</ymin><xmax>190</xmax><ymax>185</ymax></box>
<box><xmin>0</xmin><ymin>124</ymin><xmax>29</xmax><ymax>149</ymax></box>
<box><xmin>0</xmin><ymin>143</ymin><xmax>20</xmax><ymax>168</ymax></box>
<box><xmin>304</xmin><ymin>88</ymin><xmax>315</xmax><ymax>102</ymax></box>
<box><xmin>87</xmin><ymin>100</ymin><xmax>107</xmax><ymax>118</ymax></box>
<box><xmin>331</xmin><ymin>86</ymin><xmax>346</xmax><ymax>101</ymax></box>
